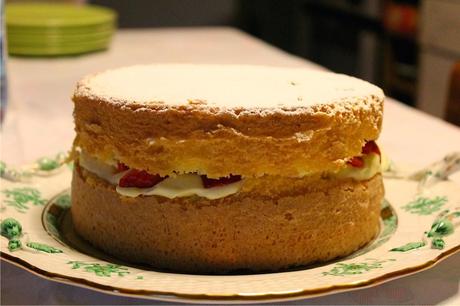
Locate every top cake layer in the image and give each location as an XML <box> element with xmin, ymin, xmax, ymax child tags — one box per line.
<box><xmin>72</xmin><ymin>64</ymin><xmax>384</xmax><ymax>178</ymax></box>
<box><xmin>75</xmin><ymin>64</ymin><xmax>383</xmax><ymax>113</ymax></box>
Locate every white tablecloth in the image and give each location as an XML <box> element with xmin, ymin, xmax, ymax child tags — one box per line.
<box><xmin>1</xmin><ymin>28</ymin><xmax>460</xmax><ymax>305</ymax></box>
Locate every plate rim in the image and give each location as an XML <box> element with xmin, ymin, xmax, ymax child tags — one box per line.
<box><xmin>2</xmin><ymin>155</ymin><xmax>460</xmax><ymax>304</ymax></box>
<box><xmin>2</xmin><ymin>245</ymin><xmax>459</xmax><ymax>303</ymax></box>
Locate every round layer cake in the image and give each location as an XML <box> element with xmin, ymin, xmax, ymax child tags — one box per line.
<box><xmin>71</xmin><ymin>64</ymin><xmax>385</xmax><ymax>273</ymax></box>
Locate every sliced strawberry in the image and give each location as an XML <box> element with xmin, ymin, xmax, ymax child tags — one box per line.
<box><xmin>362</xmin><ymin>140</ymin><xmax>380</xmax><ymax>156</ymax></box>
<box><xmin>347</xmin><ymin>156</ymin><xmax>365</xmax><ymax>168</ymax></box>
<box><xmin>346</xmin><ymin>141</ymin><xmax>380</xmax><ymax>168</ymax></box>
<box><xmin>119</xmin><ymin>169</ymin><xmax>165</xmax><ymax>188</ymax></box>
<box><xmin>116</xmin><ymin>162</ymin><xmax>130</xmax><ymax>172</ymax></box>
<box><xmin>201</xmin><ymin>174</ymin><xmax>242</xmax><ymax>188</ymax></box>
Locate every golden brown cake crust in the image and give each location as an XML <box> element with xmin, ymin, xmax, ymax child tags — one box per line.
<box><xmin>71</xmin><ymin>165</ymin><xmax>384</xmax><ymax>274</ymax></box>
<box><xmin>72</xmin><ymin>64</ymin><xmax>384</xmax><ymax>177</ymax></box>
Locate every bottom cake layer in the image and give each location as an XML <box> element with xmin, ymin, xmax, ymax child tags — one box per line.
<box><xmin>71</xmin><ymin>165</ymin><xmax>384</xmax><ymax>274</ymax></box>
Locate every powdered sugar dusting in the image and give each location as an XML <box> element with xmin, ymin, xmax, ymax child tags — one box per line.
<box><xmin>74</xmin><ymin>64</ymin><xmax>384</xmax><ymax>115</ymax></box>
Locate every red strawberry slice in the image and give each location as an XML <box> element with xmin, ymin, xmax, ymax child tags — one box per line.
<box><xmin>347</xmin><ymin>140</ymin><xmax>381</xmax><ymax>167</ymax></box>
<box><xmin>119</xmin><ymin>169</ymin><xmax>165</xmax><ymax>188</ymax></box>
<box><xmin>201</xmin><ymin>174</ymin><xmax>242</xmax><ymax>188</ymax></box>
<box><xmin>362</xmin><ymin>140</ymin><xmax>380</xmax><ymax>156</ymax></box>
<box><xmin>347</xmin><ymin>156</ymin><xmax>365</xmax><ymax>168</ymax></box>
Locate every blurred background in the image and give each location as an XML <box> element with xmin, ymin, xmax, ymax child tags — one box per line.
<box><xmin>3</xmin><ymin>0</ymin><xmax>460</xmax><ymax>126</ymax></box>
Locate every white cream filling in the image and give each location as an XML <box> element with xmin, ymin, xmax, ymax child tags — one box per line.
<box><xmin>78</xmin><ymin>152</ymin><xmax>243</xmax><ymax>199</ymax></box>
<box><xmin>336</xmin><ymin>153</ymin><xmax>381</xmax><ymax>180</ymax></box>
<box><xmin>79</xmin><ymin>151</ymin><xmax>128</xmax><ymax>185</ymax></box>
<box><xmin>79</xmin><ymin>150</ymin><xmax>382</xmax><ymax>200</ymax></box>
<box><xmin>116</xmin><ymin>174</ymin><xmax>243</xmax><ymax>200</ymax></box>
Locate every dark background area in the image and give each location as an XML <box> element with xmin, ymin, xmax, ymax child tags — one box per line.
<box><xmin>91</xmin><ymin>0</ymin><xmax>420</xmax><ymax>107</ymax></box>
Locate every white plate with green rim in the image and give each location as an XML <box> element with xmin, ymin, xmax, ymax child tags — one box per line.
<box><xmin>1</xmin><ymin>153</ymin><xmax>459</xmax><ymax>304</ymax></box>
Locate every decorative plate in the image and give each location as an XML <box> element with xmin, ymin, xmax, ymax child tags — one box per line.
<box><xmin>1</xmin><ymin>154</ymin><xmax>460</xmax><ymax>304</ymax></box>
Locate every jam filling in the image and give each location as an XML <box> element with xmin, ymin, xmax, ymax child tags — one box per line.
<box><xmin>117</xmin><ymin>162</ymin><xmax>165</xmax><ymax>188</ymax></box>
<box><xmin>116</xmin><ymin>162</ymin><xmax>130</xmax><ymax>172</ymax></box>
<box><xmin>118</xmin><ymin>169</ymin><xmax>166</xmax><ymax>188</ymax></box>
<box><xmin>117</xmin><ymin>162</ymin><xmax>242</xmax><ymax>189</ymax></box>
<box><xmin>201</xmin><ymin>174</ymin><xmax>242</xmax><ymax>188</ymax></box>
<box><xmin>347</xmin><ymin>156</ymin><xmax>365</xmax><ymax>168</ymax></box>
<box><xmin>347</xmin><ymin>140</ymin><xmax>380</xmax><ymax>168</ymax></box>
<box><xmin>115</xmin><ymin>140</ymin><xmax>379</xmax><ymax>188</ymax></box>
<box><xmin>362</xmin><ymin>140</ymin><xmax>381</xmax><ymax>156</ymax></box>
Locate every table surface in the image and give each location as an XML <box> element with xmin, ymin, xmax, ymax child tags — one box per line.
<box><xmin>1</xmin><ymin>27</ymin><xmax>460</xmax><ymax>305</ymax></box>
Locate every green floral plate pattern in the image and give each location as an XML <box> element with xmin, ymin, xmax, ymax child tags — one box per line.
<box><xmin>1</xmin><ymin>154</ymin><xmax>460</xmax><ymax>303</ymax></box>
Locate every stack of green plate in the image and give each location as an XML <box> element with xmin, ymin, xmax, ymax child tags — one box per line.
<box><xmin>6</xmin><ymin>3</ymin><xmax>116</xmax><ymax>56</ymax></box>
